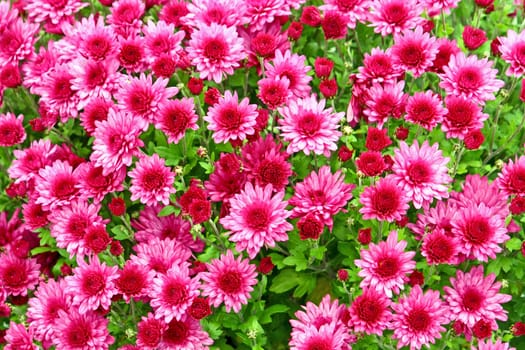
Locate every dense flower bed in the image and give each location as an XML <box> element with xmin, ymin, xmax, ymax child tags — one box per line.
<box><xmin>1</xmin><ymin>0</ymin><xmax>525</xmax><ymax>349</ymax></box>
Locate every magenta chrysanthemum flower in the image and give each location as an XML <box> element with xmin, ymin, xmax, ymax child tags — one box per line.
<box><xmin>356</xmin><ymin>47</ymin><xmax>402</xmax><ymax>85</ymax></box>
<box><xmin>150</xmin><ymin>266</ymin><xmax>200</xmax><ymax>322</ymax></box>
<box><xmin>320</xmin><ymin>0</ymin><xmax>370</xmax><ymax>29</ymax></box>
<box><xmin>116</xmin><ymin>261</ymin><xmax>155</xmax><ymax>303</ymax></box>
<box><xmin>136</xmin><ymin>313</ymin><xmax>166</xmax><ymax>349</ymax></box>
<box><xmin>499</xmin><ymin>29</ymin><xmax>525</xmax><ymax>77</ymax></box>
<box><xmin>0</xmin><ymin>112</ymin><xmax>25</xmax><ymax>147</ymax></box>
<box><xmin>391</xmin><ymin>27</ymin><xmax>438</xmax><ymax>77</ymax></box>
<box><xmin>187</xmin><ymin>23</ymin><xmax>246</xmax><ymax>83</ymax></box>
<box><xmin>258</xmin><ymin>76</ymin><xmax>291</xmax><ymax>110</ymax></box>
<box><xmin>421</xmin><ymin>228</ymin><xmax>459</xmax><ymax>265</ymax></box>
<box><xmin>289</xmin><ymin>166</ymin><xmax>355</xmax><ymax>230</ymax></box>
<box><xmin>289</xmin><ymin>322</ymin><xmax>349</xmax><ymax>350</ymax></box>
<box><xmin>391</xmin><ymin>285</ymin><xmax>450</xmax><ymax>350</ymax></box>
<box><xmin>115</xmin><ymin>73</ymin><xmax>178</xmax><ymax>125</ymax></box>
<box><xmin>474</xmin><ymin>339</ymin><xmax>516</xmax><ymax>350</ymax></box>
<box><xmin>182</xmin><ymin>0</ymin><xmax>247</xmax><ymax>28</ymax></box>
<box><xmin>391</xmin><ymin>140</ymin><xmax>452</xmax><ymax>209</ymax></box>
<box><xmin>497</xmin><ymin>156</ymin><xmax>525</xmax><ymax>196</ymax></box>
<box><xmin>278</xmin><ymin>95</ymin><xmax>343</xmax><ymax>157</ymax></box>
<box><xmin>200</xmin><ymin>249</ymin><xmax>257</xmax><ymax>313</ymax></box>
<box><xmin>0</xmin><ymin>17</ymin><xmax>39</xmax><ymax>65</ymax></box>
<box><xmin>4</xmin><ymin>322</ymin><xmax>37</xmax><ymax>350</ymax></box>
<box><xmin>349</xmin><ymin>288</ymin><xmax>392</xmax><ymax>335</ymax></box>
<box><xmin>439</xmin><ymin>53</ymin><xmax>504</xmax><ymax>105</ymax></box>
<box><xmin>24</xmin><ymin>0</ymin><xmax>87</xmax><ymax>25</ymax></box>
<box><xmin>265</xmin><ymin>49</ymin><xmax>312</xmax><ymax>99</ymax></box>
<box><xmin>368</xmin><ymin>0</ymin><xmax>425</xmax><ymax>36</ymax></box>
<box><xmin>27</xmin><ymin>279</ymin><xmax>72</xmax><ymax>343</ymax></box>
<box><xmin>142</xmin><ymin>19</ymin><xmax>185</xmax><ymax>62</ymax></box>
<box><xmin>36</xmin><ymin>66</ymin><xmax>80</xmax><ymax>121</ymax></box>
<box><xmin>245</xmin><ymin>0</ymin><xmax>291</xmax><ymax>32</ymax></box>
<box><xmin>158</xmin><ymin>316</ymin><xmax>213</xmax><ymax>349</ymax></box>
<box><xmin>442</xmin><ymin>95</ymin><xmax>489</xmax><ymax>139</ymax></box>
<box><xmin>155</xmin><ymin>98</ymin><xmax>199</xmax><ymax>144</ymax></box>
<box><xmin>35</xmin><ymin>160</ymin><xmax>80</xmax><ymax>211</ymax></box>
<box><xmin>220</xmin><ymin>183</ymin><xmax>292</xmax><ymax>259</ymax></box>
<box><xmin>107</xmin><ymin>0</ymin><xmax>145</xmax><ymax>38</ymax></box>
<box><xmin>0</xmin><ymin>252</ymin><xmax>40</xmax><ymax>296</ymax></box>
<box><xmin>64</xmin><ymin>256</ymin><xmax>118</xmax><ymax>314</ymax></box>
<box><xmin>451</xmin><ymin>203</ymin><xmax>509</xmax><ymax>262</ymax></box>
<box><xmin>131</xmin><ymin>237</ymin><xmax>192</xmax><ymax>276</ymax></box>
<box><xmin>364</xmin><ymin>80</ymin><xmax>406</xmax><ymax>128</ymax></box>
<box><xmin>8</xmin><ymin>140</ymin><xmax>58</xmax><ymax>184</ymax></box>
<box><xmin>90</xmin><ymin>109</ymin><xmax>144</xmax><ymax>176</ymax></box>
<box><xmin>128</xmin><ymin>154</ymin><xmax>176</xmax><ymax>206</ymax></box>
<box><xmin>355</xmin><ymin>231</ymin><xmax>416</xmax><ymax>298</ymax></box>
<box><xmin>405</xmin><ymin>91</ymin><xmax>447</xmax><ymax>131</ymax></box>
<box><xmin>75</xmin><ymin>161</ymin><xmax>126</xmax><ymax>203</ymax></box>
<box><xmin>359</xmin><ymin>175</ymin><xmax>409</xmax><ymax>222</ymax></box>
<box><xmin>204</xmin><ymin>90</ymin><xmax>258</xmax><ymax>143</ymax></box>
<box><xmin>444</xmin><ymin>265</ymin><xmax>512</xmax><ymax>329</ymax></box>
<box><xmin>54</xmin><ymin>309</ymin><xmax>114</xmax><ymax>350</ymax></box>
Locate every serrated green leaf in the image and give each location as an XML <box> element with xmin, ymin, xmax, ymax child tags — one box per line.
<box><xmin>293</xmin><ymin>276</ymin><xmax>316</xmax><ymax>298</ymax></box>
<box><xmin>282</xmin><ymin>254</ymin><xmax>308</xmax><ymax>271</ymax></box>
<box><xmin>269</xmin><ymin>269</ymin><xmax>299</xmax><ymax>294</ymax></box>
<box><xmin>158</xmin><ymin>205</ymin><xmax>176</xmax><ymax>217</ymax></box>
<box><xmin>506</xmin><ymin>237</ymin><xmax>522</xmax><ymax>251</ymax></box>
<box><xmin>258</xmin><ymin>304</ymin><xmax>289</xmax><ymax>324</ymax></box>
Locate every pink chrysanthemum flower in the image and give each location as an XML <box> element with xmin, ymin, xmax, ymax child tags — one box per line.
<box><xmin>107</xmin><ymin>0</ymin><xmax>145</xmax><ymax>38</ymax></box>
<box><xmin>27</xmin><ymin>279</ymin><xmax>72</xmax><ymax>343</ymax></box>
<box><xmin>451</xmin><ymin>203</ymin><xmax>509</xmax><ymax>262</ymax></box>
<box><xmin>474</xmin><ymin>339</ymin><xmax>516</xmax><ymax>350</ymax></box>
<box><xmin>8</xmin><ymin>140</ymin><xmax>57</xmax><ymax>183</ymax></box>
<box><xmin>155</xmin><ymin>98</ymin><xmax>199</xmax><ymax>144</ymax></box>
<box><xmin>158</xmin><ymin>316</ymin><xmax>213</xmax><ymax>350</ymax></box>
<box><xmin>115</xmin><ymin>73</ymin><xmax>178</xmax><ymax>125</ymax></box>
<box><xmin>220</xmin><ymin>183</ymin><xmax>293</xmax><ymax>259</ymax></box>
<box><xmin>36</xmin><ymin>65</ymin><xmax>80</xmax><ymax>121</ymax></box>
<box><xmin>200</xmin><ymin>249</ymin><xmax>257</xmax><ymax>313</ymax></box>
<box><xmin>444</xmin><ymin>265</ymin><xmax>512</xmax><ymax>329</ymax></box>
<box><xmin>150</xmin><ymin>266</ymin><xmax>200</xmax><ymax>322</ymax></box>
<box><xmin>205</xmin><ymin>153</ymin><xmax>247</xmax><ymax>202</ymax></box>
<box><xmin>278</xmin><ymin>95</ymin><xmax>343</xmax><ymax>157</ymax></box>
<box><xmin>48</xmin><ymin>200</ymin><xmax>107</xmax><ymax>258</ymax></box>
<box><xmin>356</xmin><ymin>47</ymin><xmax>402</xmax><ymax>84</ymax></box>
<box><xmin>499</xmin><ymin>29</ymin><xmax>525</xmax><ymax>77</ymax></box>
<box><xmin>290</xmin><ymin>322</ymin><xmax>350</xmax><ymax>350</ymax></box>
<box><xmin>258</xmin><ymin>76</ymin><xmax>291</xmax><ymax>110</ymax></box>
<box><xmin>421</xmin><ymin>228</ymin><xmax>459</xmax><ymax>265</ymax></box>
<box><xmin>405</xmin><ymin>91</ymin><xmax>447</xmax><ymax>131</ymax></box>
<box><xmin>136</xmin><ymin>313</ymin><xmax>166</xmax><ymax>349</ymax></box>
<box><xmin>244</xmin><ymin>0</ymin><xmax>291</xmax><ymax>32</ymax></box>
<box><xmin>349</xmin><ymin>288</ymin><xmax>392</xmax><ymax>335</ymax></box>
<box><xmin>131</xmin><ymin>237</ymin><xmax>192</xmax><ymax>276</ymax></box>
<box><xmin>0</xmin><ymin>17</ymin><xmax>39</xmax><ymax>65</ymax></box>
<box><xmin>54</xmin><ymin>309</ymin><xmax>114</xmax><ymax>350</ymax></box>
<box><xmin>75</xmin><ymin>161</ymin><xmax>126</xmax><ymax>203</ymax></box>
<box><xmin>320</xmin><ymin>0</ymin><xmax>370</xmax><ymax>29</ymax></box>
<box><xmin>265</xmin><ymin>49</ymin><xmax>312</xmax><ymax>99</ymax></box>
<box><xmin>368</xmin><ymin>0</ymin><xmax>425</xmax><ymax>36</ymax></box>
<box><xmin>79</xmin><ymin>97</ymin><xmax>114</xmax><ymax>136</ymax></box>
<box><xmin>142</xmin><ymin>19</ymin><xmax>185</xmax><ymax>62</ymax></box>
<box><xmin>391</xmin><ymin>27</ymin><xmax>438</xmax><ymax>77</ymax></box>
<box><xmin>116</xmin><ymin>261</ymin><xmax>155</xmax><ymax>303</ymax></box>
<box><xmin>204</xmin><ymin>90</ymin><xmax>258</xmax><ymax>144</ymax></box>
<box><xmin>0</xmin><ymin>252</ymin><xmax>40</xmax><ymax>296</ymax></box>
<box><xmin>364</xmin><ymin>81</ymin><xmax>406</xmax><ymax>128</ymax></box>
<box><xmin>4</xmin><ymin>322</ymin><xmax>37</xmax><ymax>350</ymax></box>
<box><xmin>289</xmin><ymin>166</ymin><xmax>355</xmax><ymax>230</ymax></box>
<box><xmin>65</xmin><ymin>256</ymin><xmax>118</xmax><ymax>314</ymax></box>
<box><xmin>182</xmin><ymin>0</ymin><xmax>248</xmax><ymax>28</ymax></box>
<box><xmin>24</xmin><ymin>0</ymin><xmax>86</xmax><ymax>25</ymax></box>
<box><xmin>90</xmin><ymin>109</ymin><xmax>144</xmax><ymax>176</ymax></box>
<box><xmin>439</xmin><ymin>53</ymin><xmax>504</xmax><ymax>105</ymax></box>
<box><xmin>128</xmin><ymin>154</ymin><xmax>176</xmax><ymax>206</ymax></box>
<box><xmin>391</xmin><ymin>285</ymin><xmax>450</xmax><ymax>350</ymax></box>
<box><xmin>0</xmin><ymin>112</ymin><xmax>25</xmax><ymax>147</ymax></box>
<box><xmin>22</xmin><ymin>42</ymin><xmax>60</xmax><ymax>93</ymax></box>
<box><xmin>421</xmin><ymin>0</ymin><xmax>460</xmax><ymax>17</ymax></box>
<box><xmin>497</xmin><ymin>156</ymin><xmax>525</xmax><ymax>196</ymax></box>
<box><xmin>360</xmin><ymin>175</ymin><xmax>409</xmax><ymax>222</ymax></box>
<box><xmin>442</xmin><ymin>95</ymin><xmax>489</xmax><ymax>139</ymax></box>
<box><xmin>355</xmin><ymin>230</ymin><xmax>416</xmax><ymax>298</ymax></box>
<box><xmin>187</xmin><ymin>23</ymin><xmax>246</xmax><ymax>83</ymax></box>
<box><xmin>35</xmin><ymin>160</ymin><xmax>80</xmax><ymax>211</ymax></box>
<box><xmin>408</xmin><ymin>200</ymin><xmax>457</xmax><ymax>240</ymax></box>
<box><xmin>117</xmin><ymin>36</ymin><xmax>148</xmax><ymax>73</ymax></box>
<box><xmin>391</xmin><ymin>140</ymin><xmax>452</xmax><ymax>209</ymax></box>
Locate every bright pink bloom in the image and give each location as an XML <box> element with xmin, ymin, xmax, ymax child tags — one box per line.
<box><xmin>35</xmin><ymin>160</ymin><xmax>80</xmax><ymax>211</ymax></box>
<box><xmin>499</xmin><ymin>29</ymin><xmax>525</xmax><ymax>77</ymax></box>
<box><xmin>129</xmin><ymin>154</ymin><xmax>176</xmax><ymax>206</ymax></box>
<box><xmin>421</xmin><ymin>0</ymin><xmax>460</xmax><ymax>16</ymax></box>
<box><xmin>278</xmin><ymin>95</ymin><xmax>343</xmax><ymax>156</ymax></box>
<box><xmin>205</xmin><ymin>153</ymin><xmax>247</xmax><ymax>202</ymax></box>
<box><xmin>107</xmin><ymin>0</ymin><xmax>144</xmax><ymax>38</ymax></box>
<box><xmin>349</xmin><ymin>288</ymin><xmax>392</xmax><ymax>335</ymax></box>
<box><xmin>158</xmin><ymin>316</ymin><xmax>213</xmax><ymax>349</ymax></box>
<box><xmin>0</xmin><ymin>17</ymin><xmax>39</xmax><ymax>65</ymax></box>
<box><xmin>356</xmin><ymin>48</ymin><xmax>402</xmax><ymax>84</ymax></box>
<box><xmin>117</xmin><ymin>36</ymin><xmax>148</xmax><ymax>72</ymax></box>
<box><xmin>421</xmin><ymin>228</ymin><xmax>459</xmax><ymax>265</ymax></box>
<box><xmin>0</xmin><ymin>252</ymin><xmax>40</xmax><ymax>296</ymax></box>
<box><xmin>355</xmin><ymin>230</ymin><xmax>416</xmax><ymax>298</ymax></box>
<box><xmin>136</xmin><ymin>313</ymin><xmax>166</xmax><ymax>349</ymax></box>
<box><xmin>220</xmin><ymin>183</ymin><xmax>293</xmax><ymax>259</ymax></box>
<box><xmin>444</xmin><ymin>265</ymin><xmax>512</xmax><ymax>329</ymax></box>
<box><xmin>36</xmin><ymin>66</ymin><xmax>80</xmax><ymax>121</ymax></box>
<box><xmin>75</xmin><ymin>161</ymin><xmax>126</xmax><ymax>203</ymax></box>
<box><xmin>8</xmin><ymin>140</ymin><xmax>57</xmax><ymax>183</ymax></box>
<box><xmin>364</xmin><ymin>81</ymin><xmax>406</xmax><ymax>128</ymax></box>
<box><xmin>245</xmin><ymin>0</ymin><xmax>291</xmax><ymax>32</ymax></box>
<box><xmin>497</xmin><ymin>156</ymin><xmax>525</xmax><ymax>196</ymax></box>
<box><xmin>54</xmin><ymin>308</ymin><xmax>114</xmax><ymax>350</ymax></box>
<box><xmin>359</xmin><ymin>175</ymin><xmax>409</xmax><ymax>222</ymax></box>
<box><xmin>79</xmin><ymin>98</ymin><xmax>114</xmax><ymax>136</ymax></box>
<box><xmin>182</xmin><ymin>0</ymin><xmax>248</xmax><ymax>28</ymax></box>
<box><xmin>442</xmin><ymin>95</ymin><xmax>489</xmax><ymax>139</ymax></box>
<box><xmin>116</xmin><ymin>261</ymin><xmax>154</xmax><ymax>303</ymax></box>
<box><xmin>368</xmin><ymin>0</ymin><xmax>425</xmax><ymax>36</ymax></box>
<box><xmin>405</xmin><ymin>91</ymin><xmax>447</xmax><ymax>130</ymax></box>
<box><xmin>289</xmin><ymin>322</ymin><xmax>350</xmax><ymax>350</ymax></box>
<box><xmin>4</xmin><ymin>322</ymin><xmax>37</xmax><ymax>350</ymax></box>
<box><xmin>289</xmin><ymin>166</ymin><xmax>355</xmax><ymax>230</ymax></box>
<box><xmin>131</xmin><ymin>237</ymin><xmax>192</xmax><ymax>276</ymax></box>
<box><xmin>258</xmin><ymin>76</ymin><xmax>291</xmax><ymax>110</ymax></box>
<box><xmin>319</xmin><ymin>0</ymin><xmax>370</xmax><ymax>29</ymax></box>
<box><xmin>200</xmin><ymin>250</ymin><xmax>257</xmax><ymax>313</ymax></box>
<box><xmin>391</xmin><ymin>27</ymin><xmax>438</xmax><ymax>77</ymax></box>
<box><xmin>24</xmin><ymin>0</ymin><xmax>86</xmax><ymax>25</ymax></box>
<box><xmin>265</xmin><ymin>49</ymin><xmax>312</xmax><ymax>99</ymax></box>
<box><xmin>155</xmin><ymin>98</ymin><xmax>199</xmax><ymax>144</ymax></box>
<box><xmin>0</xmin><ymin>112</ymin><xmax>25</xmax><ymax>147</ymax></box>
<box><xmin>142</xmin><ymin>19</ymin><xmax>185</xmax><ymax>62</ymax></box>
<box><xmin>474</xmin><ymin>339</ymin><xmax>516</xmax><ymax>350</ymax></box>
<box><xmin>391</xmin><ymin>285</ymin><xmax>450</xmax><ymax>349</ymax></box>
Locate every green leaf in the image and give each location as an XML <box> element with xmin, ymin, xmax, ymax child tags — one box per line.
<box><xmin>506</xmin><ymin>237</ymin><xmax>522</xmax><ymax>252</ymax></box>
<box><xmin>258</xmin><ymin>304</ymin><xmax>290</xmax><ymax>324</ymax></box>
<box><xmin>309</xmin><ymin>246</ymin><xmax>327</xmax><ymax>261</ymax></box>
<box><xmin>111</xmin><ymin>225</ymin><xmax>131</xmax><ymax>240</ymax></box>
<box><xmin>269</xmin><ymin>269</ymin><xmax>299</xmax><ymax>294</ymax></box>
<box><xmin>158</xmin><ymin>205</ymin><xmax>177</xmax><ymax>217</ymax></box>
<box><xmin>293</xmin><ymin>276</ymin><xmax>317</xmax><ymax>298</ymax></box>
<box><xmin>282</xmin><ymin>253</ymin><xmax>308</xmax><ymax>271</ymax></box>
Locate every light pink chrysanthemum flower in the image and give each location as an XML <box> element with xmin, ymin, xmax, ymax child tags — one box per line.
<box><xmin>24</xmin><ymin>0</ymin><xmax>87</xmax><ymax>25</ymax></box>
<box><xmin>187</xmin><ymin>23</ymin><xmax>246</xmax><ymax>83</ymax></box>
<box><xmin>158</xmin><ymin>316</ymin><xmax>214</xmax><ymax>350</ymax></box>
<box><xmin>115</xmin><ymin>73</ymin><xmax>178</xmax><ymax>125</ymax></box>
<box><xmin>349</xmin><ymin>288</ymin><xmax>392</xmax><ymax>335</ymax></box>
<box><xmin>289</xmin><ymin>166</ymin><xmax>355</xmax><ymax>230</ymax></box>
<box><xmin>355</xmin><ymin>230</ymin><xmax>416</xmax><ymax>298</ymax></box>
<box><xmin>48</xmin><ymin>200</ymin><xmax>107</xmax><ymax>258</ymax></box>
<box><xmin>200</xmin><ymin>249</ymin><xmax>257</xmax><ymax>313</ymax></box>
<box><xmin>451</xmin><ymin>203</ymin><xmax>509</xmax><ymax>262</ymax></box>
<box><xmin>442</xmin><ymin>95</ymin><xmax>489</xmax><ymax>139</ymax></box>
<box><xmin>128</xmin><ymin>154</ymin><xmax>176</xmax><ymax>206</ymax></box>
<box><xmin>36</xmin><ymin>65</ymin><xmax>80</xmax><ymax>121</ymax></box>
<box><xmin>75</xmin><ymin>161</ymin><xmax>126</xmax><ymax>204</ymax></box>
<box><xmin>391</xmin><ymin>285</ymin><xmax>450</xmax><ymax>350</ymax></box>
<box><xmin>65</xmin><ymin>256</ymin><xmax>118</xmax><ymax>314</ymax></box>
<box><xmin>320</xmin><ymin>0</ymin><xmax>370</xmax><ymax>29</ymax></box>
<box><xmin>0</xmin><ymin>17</ymin><xmax>39</xmax><ymax>65</ymax></box>
<box><xmin>150</xmin><ymin>266</ymin><xmax>200</xmax><ymax>322</ymax></box>
<box><xmin>290</xmin><ymin>322</ymin><xmax>349</xmax><ymax>350</ymax></box>
<box><xmin>278</xmin><ymin>95</ymin><xmax>343</xmax><ymax>157</ymax></box>
<box><xmin>131</xmin><ymin>237</ymin><xmax>192</xmax><ymax>276</ymax></box>
<box><xmin>408</xmin><ymin>201</ymin><xmax>457</xmax><ymax>240</ymax></box>
<box><xmin>499</xmin><ymin>29</ymin><xmax>525</xmax><ymax>77</ymax></box>
<box><xmin>0</xmin><ymin>112</ymin><xmax>26</xmax><ymax>147</ymax></box>
<box><xmin>22</xmin><ymin>42</ymin><xmax>60</xmax><ymax>93</ymax></box>
<box><xmin>444</xmin><ymin>265</ymin><xmax>512</xmax><ymax>329</ymax></box>
<box><xmin>497</xmin><ymin>156</ymin><xmax>525</xmax><ymax>196</ymax></box>
<box><xmin>0</xmin><ymin>1</ymin><xmax>18</xmax><ymax>28</ymax></box>
<box><xmin>391</xmin><ymin>140</ymin><xmax>452</xmax><ymax>209</ymax></box>
<box><xmin>245</xmin><ymin>0</ymin><xmax>291</xmax><ymax>32</ymax></box>
<box><xmin>405</xmin><ymin>91</ymin><xmax>447</xmax><ymax>131</ymax></box>
<box><xmin>360</xmin><ymin>175</ymin><xmax>410</xmax><ymax>222</ymax></box>
<box><xmin>368</xmin><ymin>0</ymin><xmax>425</xmax><ymax>36</ymax></box>
<box><xmin>116</xmin><ymin>261</ymin><xmax>155</xmax><ymax>303</ymax></box>
<box><xmin>90</xmin><ymin>109</ymin><xmax>144</xmax><ymax>176</ymax></box>
<box><xmin>258</xmin><ymin>76</ymin><xmax>291</xmax><ymax>110</ymax></box>
<box><xmin>182</xmin><ymin>0</ymin><xmax>248</xmax><ymax>28</ymax></box>
<box><xmin>364</xmin><ymin>80</ymin><xmax>406</xmax><ymax>128</ymax></box>
<box><xmin>0</xmin><ymin>252</ymin><xmax>40</xmax><ymax>296</ymax></box>
<box><xmin>439</xmin><ymin>53</ymin><xmax>504</xmax><ymax>105</ymax></box>
<box><xmin>220</xmin><ymin>183</ymin><xmax>293</xmax><ymax>259</ymax></box>
<box><xmin>107</xmin><ymin>0</ymin><xmax>145</xmax><ymax>39</ymax></box>
<box><xmin>35</xmin><ymin>160</ymin><xmax>80</xmax><ymax>211</ymax></box>
<box><xmin>265</xmin><ymin>49</ymin><xmax>312</xmax><ymax>99</ymax></box>
<box><xmin>392</xmin><ymin>27</ymin><xmax>438</xmax><ymax>77</ymax></box>
<box><xmin>155</xmin><ymin>98</ymin><xmax>199</xmax><ymax>144</ymax></box>
<box><xmin>4</xmin><ymin>322</ymin><xmax>37</xmax><ymax>350</ymax></box>
<box><xmin>204</xmin><ymin>90</ymin><xmax>258</xmax><ymax>143</ymax></box>
<box><xmin>54</xmin><ymin>308</ymin><xmax>114</xmax><ymax>350</ymax></box>
<box><xmin>27</xmin><ymin>279</ymin><xmax>72</xmax><ymax>343</ymax></box>
<box><xmin>142</xmin><ymin>19</ymin><xmax>185</xmax><ymax>62</ymax></box>
<box><xmin>421</xmin><ymin>0</ymin><xmax>460</xmax><ymax>17</ymax></box>
<box><xmin>356</xmin><ymin>47</ymin><xmax>402</xmax><ymax>85</ymax></box>
<box><xmin>474</xmin><ymin>339</ymin><xmax>516</xmax><ymax>350</ymax></box>
<box><xmin>8</xmin><ymin>140</ymin><xmax>57</xmax><ymax>183</ymax></box>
